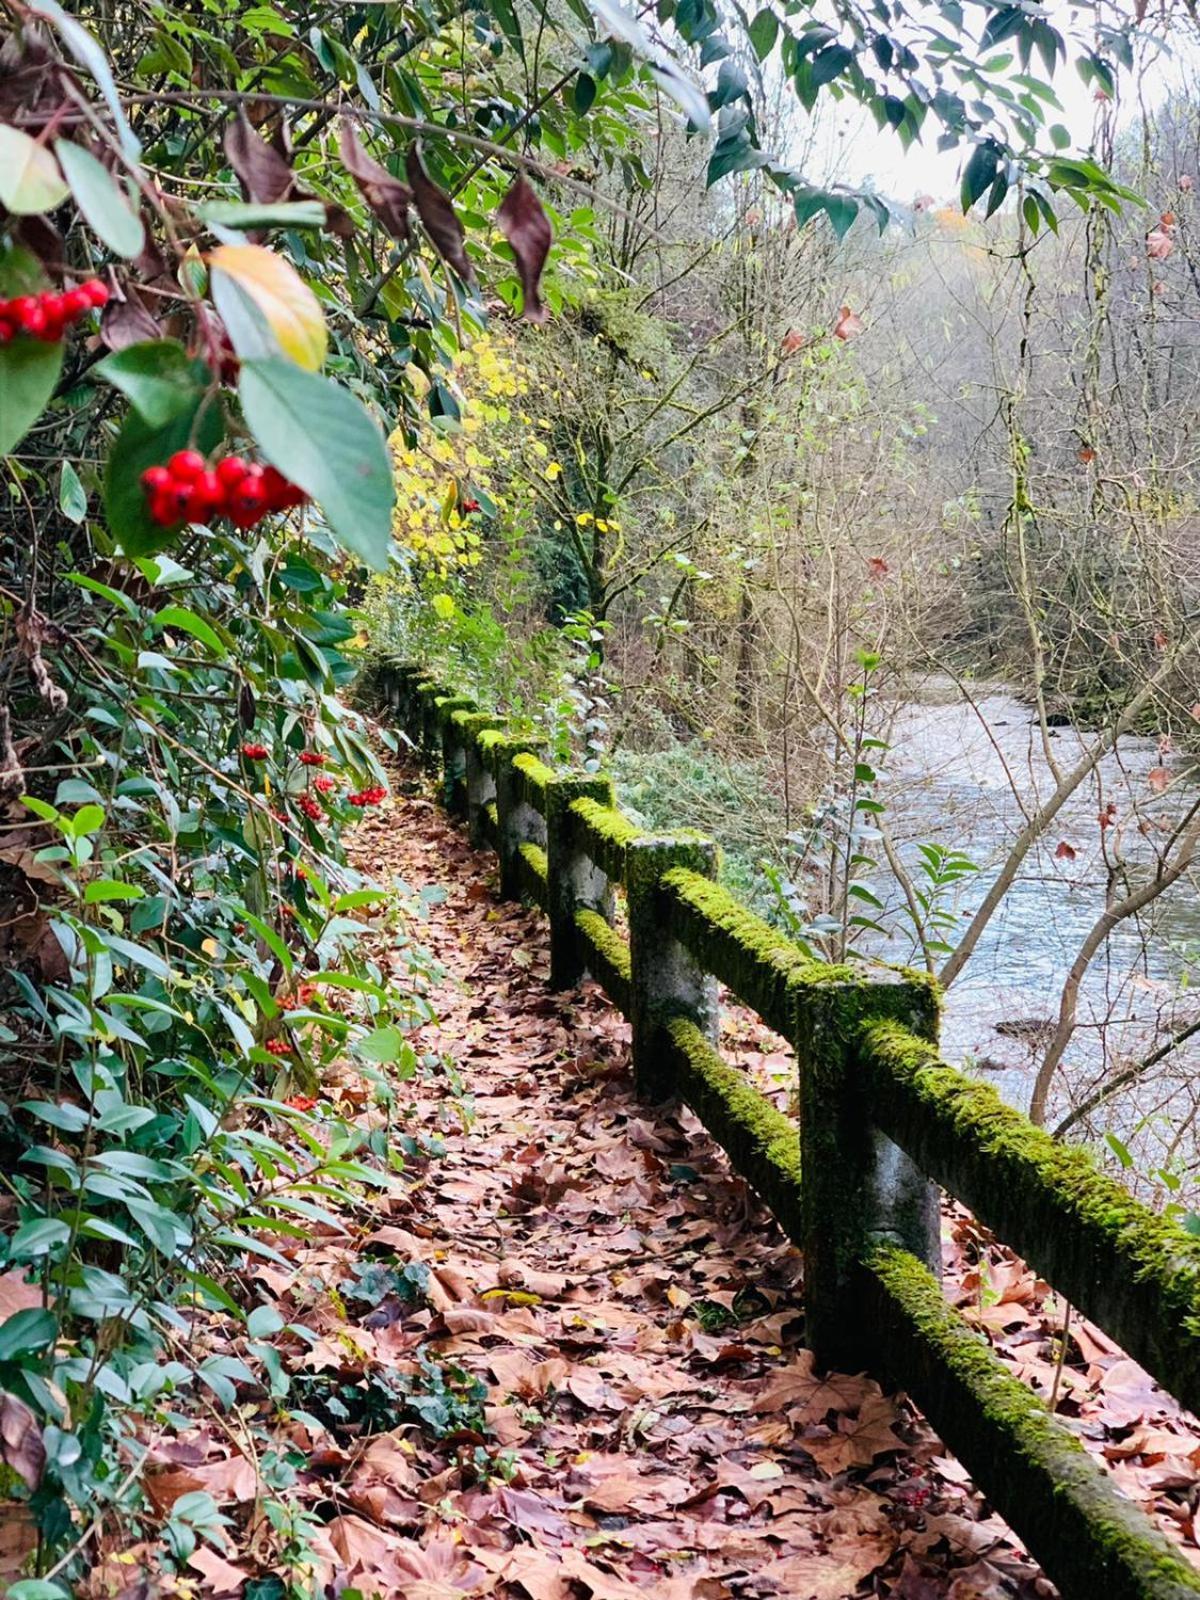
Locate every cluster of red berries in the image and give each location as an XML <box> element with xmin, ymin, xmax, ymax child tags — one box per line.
<box><xmin>298</xmin><ymin>794</ymin><xmax>323</xmax><ymax>822</ymax></box>
<box><xmin>313</xmin><ymin>774</ymin><xmax>337</xmax><ymax>794</ymax></box>
<box><xmin>298</xmin><ymin>750</ymin><xmax>328</xmax><ymax>767</ymax></box>
<box><xmin>242</xmin><ymin>742</ymin><xmax>269</xmax><ymax>761</ymax></box>
<box><xmin>141</xmin><ymin>450</ymin><xmax>308</xmax><ymax>529</ymax></box>
<box><xmin>0</xmin><ymin>279</ymin><xmax>108</xmax><ymax>343</ymax></box>
<box><xmin>264</xmin><ymin>1038</ymin><xmax>293</xmax><ymax>1057</ymax></box>
<box><xmin>347</xmin><ymin>784</ymin><xmax>387</xmax><ymax>808</ymax></box>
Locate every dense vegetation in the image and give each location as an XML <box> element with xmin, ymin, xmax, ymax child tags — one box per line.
<box><xmin>0</xmin><ymin>0</ymin><xmax>1191</xmax><ymax>1585</ymax></box>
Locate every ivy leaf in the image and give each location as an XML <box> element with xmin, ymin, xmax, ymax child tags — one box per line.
<box><xmin>238</xmin><ymin>358</ymin><xmax>394</xmax><ymax>570</ymax></box>
<box><xmin>496</xmin><ymin>177</ymin><xmax>552</xmax><ymax>322</ymax></box>
<box><xmin>0</xmin><ymin>338</ymin><xmax>64</xmax><ymax>456</ymax></box>
<box><xmin>405</xmin><ymin>147</ymin><xmax>474</xmax><ymax>282</ymax></box>
<box><xmin>54</xmin><ymin>140</ymin><xmax>144</xmax><ymax>258</ymax></box>
<box><xmin>0</xmin><ymin>128</ymin><xmax>69</xmax><ymax>215</ymax></box>
<box><xmin>339</xmin><ymin>123</ymin><xmax>412</xmax><ymax>242</ymax></box>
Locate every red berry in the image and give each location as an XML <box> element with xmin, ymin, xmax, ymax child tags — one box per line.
<box><xmin>265</xmin><ymin>1038</ymin><xmax>292</xmax><ymax>1057</ymax></box>
<box><xmin>314</xmin><ymin>774</ymin><xmax>336</xmax><ymax>793</ymax></box>
<box><xmin>82</xmin><ymin>278</ymin><xmax>109</xmax><ymax>308</ymax></box>
<box><xmin>12</xmin><ymin>297</ymin><xmax>46</xmax><ymax>336</ymax></box>
<box><xmin>0</xmin><ymin>320</ymin><xmax>14</xmax><ymax>345</ymax></box>
<box><xmin>216</xmin><ymin>454</ymin><xmax>249</xmax><ymax>489</ymax></box>
<box><xmin>61</xmin><ymin>286</ymin><xmax>92</xmax><ymax>320</ymax></box>
<box><xmin>241</xmin><ymin>742</ymin><xmax>269</xmax><ymax>760</ymax></box>
<box><xmin>260</xmin><ymin>466</ymin><xmax>288</xmax><ymax>507</ymax></box>
<box><xmin>167</xmin><ymin>449</ymin><xmax>206</xmax><ymax>482</ymax></box>
<box><xmin>148</xmin><ymin>490</ymin><xmax>178</xmax><ymax>527</ymax></box>
<box><xmin>298</xmin><ymin>750</ymin><xmax>327</xmax><ymax>766</ymax></box>
<box><xmin>231</xmin><ymin>472</ymin><xmax>267</xmax><ymax>524</ymax></box>
<box><xmin>189</xmin><ymin>469</ymin><xmax>224</xmax><ymax>520</ymax></box>
<box><xmin>141</xmin><ymin>465</ymin><xmax>171</xmax><ymax>494</ymax></box>
<box><xmin>35</xmin><ymin>293</ymin><xmax>64</xmax><ymax>341</ymax></box>
<box><xmin>298</xmin><ymin>794</ymin><xmax>323</xmax><ymax>822</ymax></box>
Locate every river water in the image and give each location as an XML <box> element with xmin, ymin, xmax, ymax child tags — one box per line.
<box><xmin>872</xmin><ymin>680</ymin><xmax>1200</xmax><ymax>1168</ymax></box>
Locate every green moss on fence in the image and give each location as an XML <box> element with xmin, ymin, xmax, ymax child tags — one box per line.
<box><xmin>665</xmin><ymin>1015</ymin><xmax>804</xmax><ymax>1240</ymax></box>
<box><xmin>568</xmin><ymin>796</ymin><xmax>646</xmax><ymax>881</ymax></box>
<box><xmin>660</xmin><ymin>867</ymin><xmax>814</xmax><ymax>1035</ymax></box>
<box><xmin>512</xmin><ymin>751</ymin><xmax>556</xmax><ymax>811</ymax></box>
<box><xmin>516</xmin><ymin>840</ymin><xmax>549</xmax><ymax>909</ymax></box>
<box><xmin>450</xmin><ymin>708</ymin><xmax>503</xmax><ymax>742</ymax></box>
<box><xmin>574</xmin><ymin>908</ymin><xmax>633</xmax><ymax>1014</ymax></box>
<box><xmin>860</xmin><ymin>1017</ymin><xmax>1200</xmax><ymax>1416</ymax></box>
<box><xmin>865</xmin><ymin>1241</ymin><xmax>1200</xmax><ymax>1600</ymax></box>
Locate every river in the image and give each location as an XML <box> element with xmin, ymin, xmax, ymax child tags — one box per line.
<box><xmin>874</xmin><ymin>679</ymin><xmax>1200</xmax><ymax>1178</ymax></box>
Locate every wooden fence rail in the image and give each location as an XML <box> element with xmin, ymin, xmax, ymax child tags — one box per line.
<box><xmin>379</xmin><ymin>658</ymin><xmax>1200</xmax><ymax>1600</ymax></box>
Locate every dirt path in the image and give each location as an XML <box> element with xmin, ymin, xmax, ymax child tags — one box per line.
<box><xmin>304</xmin><ymin>769</ymin><xmax>1051</xmax><ymax>1600</ymax></box>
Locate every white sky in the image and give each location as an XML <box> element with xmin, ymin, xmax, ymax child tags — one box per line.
<box><xmin>815</xmin><ymin>15</ymin><xmax>1193</xmax><ymax>204</ymax></box>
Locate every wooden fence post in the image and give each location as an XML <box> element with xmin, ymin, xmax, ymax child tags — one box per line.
<box><xmin>544</xmin><ymin>774</ymin><xmax>615</xmax><ymax>989</ymax></box>
<box><xmin>492</xmin><ymin>737</ymin><xmax>549</xmax><ymax>900</ymax></box>
<box><xmin>626</xmin><ymin>836</ymin><xmax>719</xmax><ymax>1101</ymax></box>
<box><xmin>795</xmin><ymin>975</ymin><xmax>942</xmax><ymax>1373</ymax></box>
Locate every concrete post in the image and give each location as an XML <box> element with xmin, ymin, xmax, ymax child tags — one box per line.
<box><xmin>626</xmin><ymin>836</ymin><xmax>719</xmax><ymax>1101</ymax></box>
<box><xmin>544</xmin><ymin>774</ymin><xmax>616</xmax><ymax>989</ymax></box>
<box><xmin>795</xmin><ymin>976</ymin><xmax>942</xmax><ymax>1373</ymax></box>
<box><xmin>493</xmin><ymin>738</ymin><xmax>548</xmax><ymax>901</ymax></box>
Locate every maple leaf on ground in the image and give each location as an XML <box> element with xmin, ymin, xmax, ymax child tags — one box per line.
<box><xmin>751</xmin><ymin>1350</ymin><xmax>876</xmax><ymax>1419</ymax></box>
<box><xmin>187</xmin><ymin>1544</ymin><xmax>250</xmax><ymax>1596</ymax></box>
<box><xmin>804</xmin><ymin>1394</ymin><xmax>906</xmax><ymax>1471</ymax></box>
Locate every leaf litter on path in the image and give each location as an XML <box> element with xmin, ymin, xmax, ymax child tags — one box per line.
<box><xmin>90</xmin><ymin>754</ymin><xmax>1200</xmax><ymax>1597</ymax></box>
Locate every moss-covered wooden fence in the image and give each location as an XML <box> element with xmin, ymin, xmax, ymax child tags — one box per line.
<box><xmin>378</xmin><ymin>658</ymin><xmax>1200</xmax><ymax>1600</ymax></box>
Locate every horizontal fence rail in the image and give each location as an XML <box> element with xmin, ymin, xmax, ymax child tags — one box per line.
<box><xmin>376</xmin><ymin>658</ymin><xmax>1200</xmax><ymax>1600</ymax></box>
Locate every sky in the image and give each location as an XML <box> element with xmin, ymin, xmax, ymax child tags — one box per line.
<box><xmin>812</xmin><ymin>11</ymin><xmax>1194</xmax><ymax>206</ymax></box>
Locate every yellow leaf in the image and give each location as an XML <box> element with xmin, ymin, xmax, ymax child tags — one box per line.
<box><xmin>209</xmin><ymin>244</ymin><xmax>327</xmax><ymax>371</ymax></box>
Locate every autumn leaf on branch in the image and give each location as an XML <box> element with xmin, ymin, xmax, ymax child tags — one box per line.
<box><xmin>497</xmin><ymin>176</ymin><xmax>552</xmax><ymax>323</ymax></box>
<box><xmin>339</xmin><ymin>122</ymin><xmax>412</xmax><ymax>242</ymax></box>
<box><xmin>405</xmin><ymin>146</ymin><xmax>474</xmax><ymax>283</ymax></box>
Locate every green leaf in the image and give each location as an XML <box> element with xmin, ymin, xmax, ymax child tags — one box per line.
<box><xmin>0</xmin><ymin>1307</ymin><xmax>57</xmax><ymax>1360</ymax></box>
<box><xmin>9</xmin><ymin>1218</ymin><xmax>71</xmax><ymax>1258</ymax></box>
<box><xmin>153</xmin><ymin>604</ymin><xmax>226</xmax><ymax>656</ymax></box>
<box><xmin>961</xmin><ymin>141</ymin><xmax>999</xmax><ymax>211</ymax></box>
<box><xmin>58</xmin><ymin>460</ymin><xmax>87</xmax><ymax>523</ymax></box>
<box><xmin>94</xmin><ymin>341</ymin><xmax>211</xmax><ymax>428</ymax></box>
<box><xmin>355</xmin><ymin>1025</ymin><xmax>405</xmax><ymax>1063</ymax></box>
<box><xmin>29</xmin><ymin>0</ymin><xmax>142</xmax><ymax>161</ymax></box>
<box><xmin>54</xmin><ymin>140</ymin><xmax>145</xmax><ymax>258</ymax></box>
<box><xmin>247</xmin><ymin>1304</ymin><xmax>284</xmax><ymax>1337</ymax></box>
<box><xmin>198</xmin><ymin>199</ymin><xmax>327</xmax><ymax>230</ymax></box>
<box><xmin>0</xmin><ymin>337</ymin><xmax>64</xmax><ymax>456</ymax></box>
<box><xmin>83</xmin><ymin>878</ymin><xmax>144</xmax><ymax>904</ymax></box>
<box><xmin>20</xmin><ymin>1100</ymin><xmax>90</xmax><ymax>1132</ymax></box>
<box><xmin>748</xmin><ymin>7</ymin><xmax>778</xmax><ymax>59</ymax></box>
<box><xmin>238</xmin><ymin>359</ymin><xmax>394</xmax><ymax>570</ymax></box>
